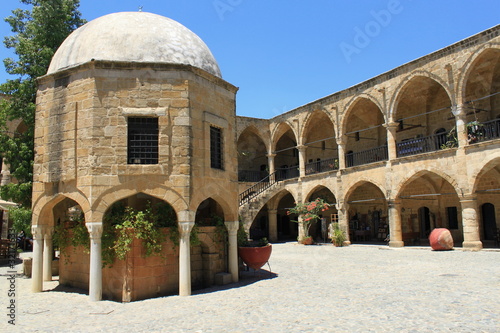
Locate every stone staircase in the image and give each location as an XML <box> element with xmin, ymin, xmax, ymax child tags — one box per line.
<box><xmin>238</xmin><ymin>171</ymin><xmax>286</xmax><ymax>225</ymax></box>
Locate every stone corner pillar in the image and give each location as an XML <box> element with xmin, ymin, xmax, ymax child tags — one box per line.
<box><xmin>460</xmin><ymin>196</ymin><xmax>483</xmax><ymax>251</ymax></box>
<box><xmin>31</xmin><ymin>224</ymin><xmax>45</xmax><ymax>293</ymax></box>
<box><xmin>336</xmin><ymin>204</ymin><xmax>351</xmax><ymax>245</ymax></box>
<box><xmin>42</xmin><ymin>226</ymin><xmax>55</xmax><ymax>281</ymax></box>
<box><xmin>388</xmin><ymin>200</ymin><xmax>404</xmax><ymax>248</ymax></box>
<box><xmin>86</xmin><ymin>222</ymin><xmax>103</xmax><ymax>301</ymax></box>
<box><xmin>178</xmin><ymin>210</ymin><xmax>196</xmax><ymax>296</ymax></box>
<box><xmin>268</xmin><ymin>209</ymin><xmax>278</xmax><ymax>242</ymax></box>
<box><xmin>224</xmin><ymin>221</ymin><xmax>239</xmax><ymax>283</ymax></box>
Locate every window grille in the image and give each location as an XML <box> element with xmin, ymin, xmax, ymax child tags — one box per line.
<box><xmin>127</xmin><ymin>117</ymin><xmax>159</xmax><ymax>164</ymax></box>
<box><xmin>210</xmin><ymin>126</ymin><xmax>223</xmax><ymax>170</ymax></box>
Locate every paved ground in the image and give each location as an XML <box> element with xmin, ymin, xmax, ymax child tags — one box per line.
<box><xmin>1</xmin><ymin>243</ymin><xmax>499</xmax><ymax>332</ymax></box>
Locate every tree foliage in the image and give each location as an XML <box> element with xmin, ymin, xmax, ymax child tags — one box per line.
<box><xmin>0</xmin><ymin>0</ymin><xmax>85</xmax><ymax>207</ymax></box>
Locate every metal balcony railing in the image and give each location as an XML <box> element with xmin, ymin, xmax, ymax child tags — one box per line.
<box><xmin>396</xmin><ymin>133</ymin><xmax>448</xmax><ymax>157</ymax></box>
<box><xmin>238</xmin><ymin>170</ymin><xmax>267</xmax><ymax>182</ymax></box>
<box><xmin>305</xmin><ymin>157</ymin><xmax>339</xmax><ymax>175</ymax></box>
<box><xmin>346</xmin><ymin>145</ymin><xmax>388</xmax><ymax>167</ymax></box>
<box><xmin>468</xmin><ymin>118</ymin><xmax>500</xmax><ymax>144</ymax></box>
<box><xmin>276</xmin><ymin>165</ymin><xmax>299</xmax><ymax>181</ymax></box>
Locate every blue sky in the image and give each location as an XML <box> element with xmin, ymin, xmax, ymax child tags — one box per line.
<box><xmin>0</xmin><ymin>0</ymin><xmax>498</xmax><ymax>119</ymax></box>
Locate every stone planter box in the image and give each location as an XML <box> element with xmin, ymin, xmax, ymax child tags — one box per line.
<box><xmin>23</xmin><ymin>257</ymin><xmax>59</xmax><ymax>277</ymax></box>
<box><xmin>59</xmin><ymin>227</ymin><xmax>227</xmax><ymax>302</ymax></box>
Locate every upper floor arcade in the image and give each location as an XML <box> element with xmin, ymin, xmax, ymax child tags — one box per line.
<box><xmin>236</xmin><ymin>25</ymin><xmax>500</xmax><ymax>187</ymax></box>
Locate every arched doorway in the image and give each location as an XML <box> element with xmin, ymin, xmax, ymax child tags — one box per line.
<box><xmin>418</xmin><ymin>207</ymin><xmax>431</xmax><ymax>238</ymax></box>
<box><xmin>481</xmin><ymin>203</ymin><xmax>497</xmax><ymax>240</ymax></box>
<box><xmin>345</xmin><ymin>181</ymin><xmax>388</xmax><ymax>244</ymax></box>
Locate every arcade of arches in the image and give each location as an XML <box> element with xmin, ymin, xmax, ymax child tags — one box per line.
<box><xmin>237</xmin><ymin>26</ymin><xmax>500</xmax><ymax>251</ymax></box>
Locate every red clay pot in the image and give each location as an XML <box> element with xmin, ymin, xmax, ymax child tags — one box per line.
<box><xmin>429</xmin><ymin>228</ymin><xmax>454</xmax><ymax>251</ymax></box>
<box><xmin>238</xmin><ymin>244</ymin><xmax>272</xmax><ymax>270</ymax></box>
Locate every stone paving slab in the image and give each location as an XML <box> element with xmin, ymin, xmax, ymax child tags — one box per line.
<box><xmin>1</xmin><ymin>243</ymin><xmax>499</xmax><ymax>332</ymax></box>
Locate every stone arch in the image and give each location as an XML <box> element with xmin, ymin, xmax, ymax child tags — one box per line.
<box><xmin>393</xmin><ymin>168</ymin><xmax>461</xmax><ymax>200</ymax></box>
<box><xmin>237</xmin><ymin>125</ymin><xmax>270</xmax><ymax>182</ymax></box>
<box><xmin>191</xmin><ymin>185</ymin><xmax>236</xmax><ymax>222</ymax></box>
<box><xmin>341</xmin><ymin>97</ymin><xmax>387</xmax><ymax>167</ymax></box>
<box><xmin>344</xmin><ymin>179</ymin><xmax>387</xmax><ymax>204</ymax></box>
<box><xmin>341</xmin><ymin>94</ymin><xmax>385</xmax><ymax>135</ymax></box>
<box><xmin>389</xmin><ymin>71</ymin><xmax>454</xmax><ymax>120</ymax></box>
<box><xmin>457</xmin><ymin>44</ymin><xmax>500</xmax><ymax>106</ymax></box>
<box><xmin>271</xmin><ymin>121</ymin><xmax>299</xmax><ymax>152</ymax></box>
<box><xmin>32</xmin><ymin>191</ymin><xmax>91</xmax><ymax>226</ymax></box>
<box><xmin>237</xmin><ymin>124</ymin><xmax>270</xmax><ymax>151</ymax></box>
<box><xmin>93</xmin><ymin>179</ymin><xmax>187</xmax><ymax>222</ymax></box>
<box><xmin>343</xmin><ymin>179</ymin><xmax>388</xmax><ymax>244</ymax></box>
<box><xmin>300</xmin><ymin>110</ymin><xmax>338</xmax><ymax>171</ymax></box>
<box><xmin>301</xmin><ymin>109</ymin><xmax>337</xmax><ymax>143</ymax></box>
<box><xmin>471</xmin><ymin>154</ymin><xmax>500</xmax><ymax>194</ymax></box>
<box><xmin>395</xmin><ymin>169</ymin><xmax>463</xmax><ymax>242</ymax></box>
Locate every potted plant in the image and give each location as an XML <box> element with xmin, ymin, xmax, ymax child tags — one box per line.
<box><xmin>287</xmin><ymin>198</ymin><xmax>330</xmax><ymax>245</ymax></box>
<box><xmin>329</xmin><ymin>222</ymin><xmax>346</xmax><ymax>247</ymax></box>
<box><xmin>237</xmin><ymin>221</ymin><xmax>272</xmax><ymax>271</ymax></box>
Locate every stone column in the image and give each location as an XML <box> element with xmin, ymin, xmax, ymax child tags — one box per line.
<box><xmin>0</xmin><ymin>159</ymin><xmax>11</xmax><ymax>186</ymax></box>
<box><xmin>178</xmin><ymin>210</ymin><xmax>195</xmax><ymax>296</ymax></box>
<box><xmin>86</xmin><ymin>222</ymin><xmax>103</xmax><ymax>301</ymax></box>
<box><xmin>267</xmin><ymin>153</ymin><xmax>276</xmax><ymax>180</ymax></box>
<box><xmin>31</xmin><ymin>225</ymin><xmax>44</xmax><ymax>293</ymax></box>
<box><xmin>268</xmin><ymin>209</ymin><xmax>278</xmax><ymax>242</ymax></box>
<box><xmin>297</xmin><ymin>145</ymin><xmax>307</xmax><ymax>178</ymax></box>
<box><xmin>297</xmin><ymin>215</ymin><xmax>305</xmax><ymax>241</ymax></box>
<box><xmin>179</xmin><ymin>221</ymin><xmax>194</xmax><ymax>296</ymax></box>
<box><xmin>336</xmin><ymin>136</ymin><xmax>346</xmax><ymax>170</ymax></box>
<box><xmin>336</xmin><ymin>204</ymin><xmax>350</xmax><ymax>245</ymax></box>
<box><xmin>460</xmin><ymin>196</ymin><xmax>483</xmax><ymax>250</ymax></box>
<box><xmin>42</xmin><ymin>226</ymin><xmax>54</xmax><ymax>281</ymax></box>
<box><xmin>224</xmin><ymin>221</ymin><xmax>239</xmax><ymax>283</ymax></box>
<box><xmin>388</xmin><ymin>200</ymin><xmax>404</xmax><ymax>248</ymax></box>
<box><xmin>384</xmin><ymin>121</ymin><xmax>399</xmax><ymax>160</ymax></box>
<box><xmin>452</xmin><ymin>105</ymin><xmax>469</xmax><ymax>148</ymax></box>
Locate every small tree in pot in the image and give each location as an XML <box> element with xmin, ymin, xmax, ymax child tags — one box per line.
<box><xmin>287</xmin><ymin>198</ymin><xmax>330</xmax><ymax>244</ymax></box>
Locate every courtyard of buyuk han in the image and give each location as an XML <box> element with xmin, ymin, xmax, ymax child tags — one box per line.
<box><xmin>0</xmin><ymin>10</ymin><xmax>499</xmax><ymax>332</ymax></box>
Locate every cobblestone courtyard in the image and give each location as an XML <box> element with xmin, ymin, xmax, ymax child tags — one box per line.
<box><xmin>1</xmin><ymin>243</ymin><xmax>499</xmax><ymax>332</ymax></box>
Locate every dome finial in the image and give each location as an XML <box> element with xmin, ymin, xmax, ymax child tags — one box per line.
<box><xmin>138</xmin><ymin>6</ymin><xmax>143</xmax><ymax>12</ymax></box>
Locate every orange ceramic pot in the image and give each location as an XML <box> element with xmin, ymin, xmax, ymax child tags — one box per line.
<box><xmin>238</xmin><ymin>244</ymin><xmax>272</xmax><ymax>270</ymax></box>
<box><xmin>429</xmin><ymin>228</ymin><xmax>454</xmax><ymax>251</ymax></box>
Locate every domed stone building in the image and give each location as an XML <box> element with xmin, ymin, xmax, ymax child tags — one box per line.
<box><xmin>31</xmin><ymin>12</ymin><xmax>239</xmax><ymax>301</ymax></box>
<box><xmin>31</xmin><ymin>10</ymin><xmax>500</xmax><ymax>302</ymax></box>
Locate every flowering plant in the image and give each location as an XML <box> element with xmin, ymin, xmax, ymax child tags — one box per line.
<box><xmin>287</xmin><ymin>197</ymin><xmax>330</xmax><ymax>238</ymax></box>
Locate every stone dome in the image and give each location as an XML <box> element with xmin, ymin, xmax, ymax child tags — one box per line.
<box><xmin>47</xmin><ymin>12</ymin><xmax>222</xmax><ymax>77</ymax></box>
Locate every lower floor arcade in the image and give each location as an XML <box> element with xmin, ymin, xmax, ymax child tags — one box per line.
<box><xmin>240</xmin><ymin>152</ymin><xmax>500</xmax><ymax>250</ymax></box>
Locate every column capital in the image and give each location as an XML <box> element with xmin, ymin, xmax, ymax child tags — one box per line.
<box><xmin>336</xmin><ymin>135</ymin><xmax>347</xmax><ymax>145</ymax></box>
<box><xmin>451</xmin><ymin>104</ymin><xmax>466</xmax><ymax>117</ymax></box>
<box><xmin>224</xmin><ymin>221</ymin><xmax>239</xmax><ymax>234</ymax></box>
<box><xmin>297</xmin><ymin>145</ymin><xmax>307</xmax><ymax>152</ymax></box>
<box><xmin>85</xmin><ymin>222</ymin><xmax>103</xmax><ymax>239</ymax></box>
<box><xmin>267</xmin><ymin>153</ymin><xmax>276</xmax><ymax>158</ymax></box>
<box><xmin>178</xmin><ymin>221</ymin><xmax>195</xmax><ymax>236</ymax></box>
<box><xmin>178</xmin><ymin>210</ymin><xmax>196</xmax><ymax>223</ymax></box>
<box><xmin>31</xmin><ymin>225</ymin><xmax>45</xmax><ymax>240</ymax></box>
<box><xmin>383</xmin><ymin>121</ymin><xmax>400</xmax><ymax>130</ymax></box>
<box><xmin>387</xmin><ymin>199</ymin><xmax>402</xmax><ymax>207</ymax></box>
<box><xmin>43</xmin><ymin>226</ymin><xmax>55</xmax><ymax>239</ymax></box>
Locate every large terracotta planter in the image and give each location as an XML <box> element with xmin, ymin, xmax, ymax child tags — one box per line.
<box><xmin>429</xmin><ymin>228</ymin><xmax>454</xmax><ymax>251</ymax></box>
<box><xmin>238</xmin><ymin>244</ymin><xmax>272</xmax><ymax>270</ymax></box>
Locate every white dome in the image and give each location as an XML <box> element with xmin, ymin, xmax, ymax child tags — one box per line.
<box><xmin>47</xmin><ymin>12</ymin><xmax>222</xmax><ymax>77</ymax></box>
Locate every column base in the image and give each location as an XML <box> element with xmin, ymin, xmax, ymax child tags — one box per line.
<box><xmin>343</xmin><ymin>241</ymin><xmax>351</xmax><ymax>246</ymax></box>
<box><xmin>462</xmin><ymin>241</ymin><xmax>483</xmax><ymax>251</ymax></box>
<box><xmin>389</xmin><ymin>240</ymin><xmax>404</xmax><ymax>248</ymax></box>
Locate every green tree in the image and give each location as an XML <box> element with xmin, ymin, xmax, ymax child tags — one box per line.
<box><xmin>0</xmin><ymin>0</ymin><xmax>85</xmax><ymax>207</ymax></box>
